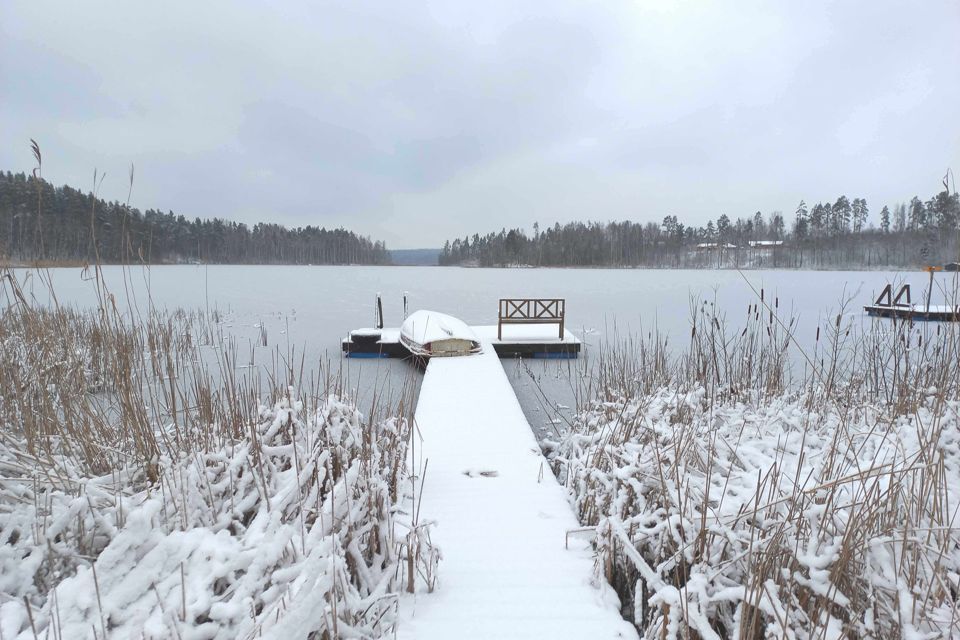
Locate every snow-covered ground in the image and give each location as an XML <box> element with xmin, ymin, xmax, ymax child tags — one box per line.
<box><xmin>398</xmin><ymin>341</ymin><xmax>636</xmax><ymax>639</ymax></box>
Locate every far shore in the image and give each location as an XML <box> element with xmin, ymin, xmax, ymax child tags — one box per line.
<box><xmin>4</xmin><ymin>260</ymin><xmax>953</xmax><ymax>273</ymax></box>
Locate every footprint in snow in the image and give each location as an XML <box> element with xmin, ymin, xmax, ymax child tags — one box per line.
<box><xmin>462</xmin><ymin>469</ymin><xmax>498</xmax><ymax>478</ymax></box>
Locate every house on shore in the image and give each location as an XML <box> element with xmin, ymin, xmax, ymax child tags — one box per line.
<box><xmin>695</xmin><ymin>242</ymin><xmax>738</xmax><ymax>250</ymax></box>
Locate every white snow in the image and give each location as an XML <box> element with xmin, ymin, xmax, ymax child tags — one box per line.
<box><xmin>350</xmin><ymin>327</ymin><xmax>383</xmax><ymax>337</ymax></box>
<box><xmin>400</xmin><ymin>310</ymin><xmax>479</xmax><ymax>348</ymax></box>
<box><xmin>474</xmin><ymin>324</ymin><xmax>581</xmax><ymax>344</ymax></box>
<box><xmin>0</xmin><ymin>395</ymin><xmax>417</xmax><ymax>639</ymax></box>
<box><xmin>397</xmin><ymin>340</ymin><xmax>636</xmax><ymax>639</ymax></box>
<box><xmin>553</xmin><ymin>388</ymin><xmax>960</xmax><ymax>638</ymax></box>
<box><xmin>908</xmin><ymin>303</ymin><xmax>959</xmax><ymax>313</ymax></box>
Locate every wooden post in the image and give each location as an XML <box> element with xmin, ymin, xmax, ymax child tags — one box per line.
<box><xmin>497</xmin><ymin>299</ymin><xmax>503</xmax><ymax>340</ymax></box>
<box><xmin>875</xmin><ymin>284</ymin><xmax>892</xmax><ymax>306</ymax></box>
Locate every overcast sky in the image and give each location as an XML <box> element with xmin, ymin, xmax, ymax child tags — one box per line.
<box><xmin>2</xmin><ymin>1</ymin><xmax>958</xmax><ymax>248</ymax></box>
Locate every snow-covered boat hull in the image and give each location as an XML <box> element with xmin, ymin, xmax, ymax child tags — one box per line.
<box><xmin>399</xmin><ymin>310</ymin><xmax>481</xmax><ymax>358</ymax></box>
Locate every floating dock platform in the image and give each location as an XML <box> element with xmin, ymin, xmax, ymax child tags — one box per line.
<box><xmin>865</xmin><ymin>283</ymin><xmax>959</xmax><ymax>321</ymax></box>
<box><xmin>864</xmin><ymin>304</ymin><xmax>960</xmax><ymax>321</ymax></box>
<box><xmin>396</xmin><ymin>339</ymin><xmax>634</xmax><ymax>639</ymax></box>
<box><xmin>342</xmin><ymin>325</ymin><xmax>581</xmax><ymax>359</ymax></box>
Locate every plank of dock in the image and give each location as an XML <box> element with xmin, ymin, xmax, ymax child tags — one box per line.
<box><xmin>397</xmin><ymin>341</ymin><xmax>636</xmax><ymax>640</ymax></box>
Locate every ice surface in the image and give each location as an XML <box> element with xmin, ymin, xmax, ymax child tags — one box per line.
<box><xmin>21</xmin><ymin>265</ymin><xmax>948</xmax><ymax>357</ymax></box>
<box><xmin>20</xmin><ymin>265</ymin><xmax>952</xmax><ymax>412</ymax></box>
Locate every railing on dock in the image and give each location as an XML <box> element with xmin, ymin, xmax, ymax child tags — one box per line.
<box><xmin>874</xmin><ymin>284</ymin><xmax>911</xmax><ymax>307</ymax></box>
<box><xmin>498</xmin><ymin>298</ymin><xmax>565</xmax><ymax>339</ymax></box>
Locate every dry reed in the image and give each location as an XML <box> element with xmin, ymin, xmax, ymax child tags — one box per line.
<box><xmin>551</xmin><ymin>289</ymin><xmax>960</xmax><ymax>639</ymax></box>
<box><xmin>0</xmin><ymin>267</ymin><xmax>433</xmax><ymax>639</ymax></box>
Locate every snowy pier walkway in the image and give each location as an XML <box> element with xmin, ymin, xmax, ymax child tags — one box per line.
<box><xmin>398</xmin><ymin>340</ymin><xmax>636</xmax><ymax>639</ymax></box>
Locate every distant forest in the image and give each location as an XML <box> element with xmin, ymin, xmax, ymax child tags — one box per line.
<box><xmin>440</xmin><ymin>187</ymin><xmax>960</xmax><ymax>269</ymax></box>
<box><xmin>0</xmin><ymin>172</ymin><xmax>391</xmax><ymax>265</ymax></box>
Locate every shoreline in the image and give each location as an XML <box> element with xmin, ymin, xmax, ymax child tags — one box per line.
<box><xmin>4</xmin><ymin>261</ymin><xmax>953</xmax><ymax>272</ymax></box>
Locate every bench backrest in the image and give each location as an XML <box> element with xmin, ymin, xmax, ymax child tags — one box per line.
<box><xmin>499</xmin><ymin>298</ymin><xmax>565</xmax><ymax>322</ymax></box>
<box><xmin>498</xmin><ymin>299</ymin><xmax>565</xmax><ymax>339</ymax></box>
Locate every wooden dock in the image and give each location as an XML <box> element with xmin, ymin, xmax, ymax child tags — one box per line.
<box><xmin>396</xmin><ymin>339</ymin><xmax>634</xmax><ymax>639</ymax></box>
<box><xmin>342</xmin><ymin>325</ymin><xmax>581</xmax><ymax>359</ymax></box>
<box><xmin>864</xmin><ymin>282</ymin><xmax>960</xmax><ymax>321</ymax></box>
<box><xmin>864</xmin><ymin>304</ymin><xmax>960</xmax><ymax>321</ymax></box>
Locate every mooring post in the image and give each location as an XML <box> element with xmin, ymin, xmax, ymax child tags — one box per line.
<box><xmin>376</xmin><ymin>292</ymin><xmax>384</xmax><ymax>329</ymax></box>
<box><xmin>403</xmin><ymin>291</ymin><xmax>408</xmax><ymax>320</ymax></box>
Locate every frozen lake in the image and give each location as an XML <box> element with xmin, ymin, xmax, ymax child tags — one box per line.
<box><xmin>14</xmin><ymin>265</ymin><xmax>957</xmax><ymax>431</ymax></box>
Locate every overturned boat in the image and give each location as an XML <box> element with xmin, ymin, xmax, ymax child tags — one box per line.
<box><xmin>400</xmin><ymin>310</ymin><xmax>482</xmax><ymax>358</ymax></box>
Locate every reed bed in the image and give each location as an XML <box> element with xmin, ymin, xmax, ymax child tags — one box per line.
<box><xmin>0</xmin><ymin>269</ymin><xmax>434</xmax><ymax>639</ymax></box>
<box><xmin>550</xmin><ymin>291</ymin><xmax>960</xmax><ymax>639</ymax></box>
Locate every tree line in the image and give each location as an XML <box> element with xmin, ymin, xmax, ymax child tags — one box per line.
<box><xmin>0</xmin><ymin>171</ymin><xmax>391</xmax><ymax>265</ymax></box>
<box><xmin>440</xmin><ymin>187</ymin><xmax>960</xmax><ymax>269</ymax></box>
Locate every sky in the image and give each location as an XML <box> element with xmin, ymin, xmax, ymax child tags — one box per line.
<box><xmin>2</xmin><ymin>1</ymin><xmax>959</xmax><ymax>249</ymax></box>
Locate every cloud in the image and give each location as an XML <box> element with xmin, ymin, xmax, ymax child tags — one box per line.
<box><xmin>1</xmin><ymin>0</ymin><xmax>958</xmax><ymax>248</ymax></box>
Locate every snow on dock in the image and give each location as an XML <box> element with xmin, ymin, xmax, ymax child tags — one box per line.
<box><xmin>397</xmin><ymin>340</ymin><xmax>635</xmax><ymax>639</ymax></box>
<box><xmin>343</xmin><ymin>325</ymin><xmax>581</xmax><ymax>358</ymax></box>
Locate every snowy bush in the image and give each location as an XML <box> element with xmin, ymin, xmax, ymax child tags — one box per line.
<box><xmin>0</xmin><ymin>271</ymin><xmax>439</xmax><ymax>639</ymax></box>
<box><xmin>0</xmin><ymin>393</ymin><xmax>429</xmax><ymax>639</ymax></box>
<box><xmin>554</xmin><ymin>389</ymin><xmax>960</xmax><ymax>638</ymax></box>
<box><xmin>544</xmin><ymin>294</ymin><xmax>960</xmax><ymax>638</ymax></box>
<box><xmin>0</xmin><ymin>270</ymin><xmax>438</xmax><ymax>639</ymax></box>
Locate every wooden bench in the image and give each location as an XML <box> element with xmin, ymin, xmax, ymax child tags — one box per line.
<box><xmin>498</xmin><ymin>298</ymin><xmax>565</xmax><ymax>340</ymax></box>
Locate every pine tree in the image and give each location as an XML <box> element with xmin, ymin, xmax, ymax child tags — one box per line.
<box><xmin>809</xmin><ymin>203</ymin><xmax>824</xmax><ymax>236</ymax></box>
<box><xmin>909</xmin><ymin>197</ymin><xmax>926</xmax><ymax>230</ymax></box>
<box><xmin>833</xmin><ymin>196</ymin><xmax>851</xmax><ymax>234</ymax></box>
<box><xmin>716</xmin><ymin>214</ymin><xmax>731</xmax><ymax>241</ymax></box>
<box><xmin>894</xmin><ymin>203</ymin><xmax>907</xmax><ymax>232</ymax></box>
<box><xmin>851</xmin><ymin>198</ymin><xmax>868</xmax><ymax>232</ymax></box>
<box><xmin>770</xmin><ymin>212</ymin><xmax>785</xmax><ymax>239</ymax></box>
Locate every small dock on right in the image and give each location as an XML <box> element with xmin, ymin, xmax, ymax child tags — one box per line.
<box><xmin>865</xmin><ymin>278</ymin><xmax>960</xmax><ymax>321</ymax></box>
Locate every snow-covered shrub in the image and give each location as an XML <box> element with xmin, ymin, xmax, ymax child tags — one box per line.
<box><xmin>0</xmin><ymin>272</ymin><xmax>432</xmax><ymax>639</ymax></box>
<box><xmin>1</xmin><ymin>393</ymin><xmax>423</xmax><ymax>639</ymax></box>
<box><xmin>552</xmin><ymin>303</ymin><xmax>960</xmax><ymax>639</ymax></box>
<box><xmin>555</xmin><ymin>390</ymin><xmax>960</xmax><ymax>638</ymax></box>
